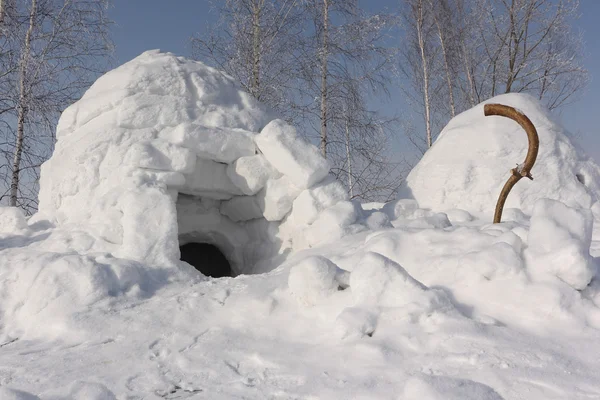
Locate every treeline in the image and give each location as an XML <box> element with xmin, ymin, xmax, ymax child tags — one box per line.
<box><xmin>400</xmin><ymin>0</ymin><xmax>587</xmax><ymax>153</ymax></box>
<box><xmin>0</xmin><ymin>0</ymin><xmax>587</xmax><ymax>212</ymax></box>
<box><xmin>192</xmin><ymin>0</ymin><xmax>587</xmax><ymax>200</ymax></box>
<box><xmin>0</xmin><ymin>0</ymin><xmax>112</xmax><ymax>213</ymax></box>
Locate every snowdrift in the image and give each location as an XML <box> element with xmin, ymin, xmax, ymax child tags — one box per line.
<box><xmin>1</xmin><ymin>56</ymin><xmax>600</xmax><ymax>399</ymax></box>
<box><xmin>34</xmin><ymin>50</ymin><xmax>369</xmax><ymax>275</ymax></box>
<box><xmin>398</xmin><ymin>93</ymin><xmax>600</xmax><ymax>218</ymax></box>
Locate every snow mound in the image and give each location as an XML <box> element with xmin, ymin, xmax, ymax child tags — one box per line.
<box><xmin>34</xmin><ymin>50</ymin><xmax>368</xmax><ymax>274</ymax></box>
<box><xmin>525</xmin><ymin>198</ymin><xmax>596</xmax><ymax>289</ymax></box>
<box><xmin>398</xmin><ymin>93</ymin><xmax>600</xmax><ymax>217</ymax></box>
<box><xmin>288</xmin><ymin>255</ymin><xmax>343</xmax><ymax>306</ymax></box>
<box><xmin>0</xmin><ymin>206</ymin><xmax>30</xmax><ymax>234</ymax></box>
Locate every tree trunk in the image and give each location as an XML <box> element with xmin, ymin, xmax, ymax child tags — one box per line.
<box><xmin>251</xmin><ymin>0</ymin><xmax>262</xmax><ymax>98</ymax></box>
<box><xmin>461</xmin><ymin>43</ymin><xmax>476</xmax><ymax>106</ymax></box>
<box><xmin>433</xmin><ymin>10</ymin><xmax>455</xmax><ymax>117</ymax></box>
<box><xmin>10</xmin><ymin>0</ymin><xmax>36</xmax><ymax>207</ymax></box>
<box><xmin>0</xmin><ymin>0</ymin><xmax>5</xmax><ymax>26</ymax></box>
<box><xmin>416</xmin><ymin>0</ymin><xmax>432</xmax><ymax>148</ymax></box>
<box><xmin>319</xmin><ymin>0</ymin><xmax>329</xmax><ymax>157</ymax></box>
<box><xmin>345</xmin><ymin>115</ymin><xmax>353</xmax><ymax>198</ymax></box>
<box><xmin>506</xmin><ymin>0</ymin><xmax>517</xmax><ymax>93</ymax></box>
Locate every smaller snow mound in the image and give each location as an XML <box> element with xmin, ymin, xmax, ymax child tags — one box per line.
<box><xmin>334</xmin><ymin>307</ymin><xmax>378</xmax><ymax>340</ymax></box>
<box><xmin>525</xmin><ymin>198</ymin><xmax>596</xmax><ymax>290</ymax></box>
<box><xmin>349</xmin><ymin>252</ymin><xmax>450</xmax><ymax>312</ymax></box>
<box><xmin>288</xmin><ymin>255</ymin><xmax>344</xmax><ymax>306</ymax></box>
<box><xmin>0</xmin><ymin>207</ymin><xmax>30</xmax><ymax>234</ymax></box>
<box><xmin>398</xmin><ymin>93</ymin><xmax>600</xmax><ymax>217</ymax></box>
<box><xmin>0</xmin><ymin>251</ymin><xmax>159</xmax><ymax>340</ymax></box>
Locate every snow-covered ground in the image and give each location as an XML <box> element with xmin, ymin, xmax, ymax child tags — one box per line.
<box><xmin>1</xmin><ymin>52</ymin><xmax>600</xmax><ymax>399</ymax></box>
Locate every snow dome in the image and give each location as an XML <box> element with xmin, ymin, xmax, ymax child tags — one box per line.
<box><xmin>35</xmin><ymin>50</ymin><xmax>364</xmax><ymax>276</ymax></box>
<box><xmin>398</xmin><ymin>93</ymin><xmax>600</xmax><ymax>218</ymax></box>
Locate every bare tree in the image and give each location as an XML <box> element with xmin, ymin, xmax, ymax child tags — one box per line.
<box><xmin>297</xmin><ymin>1</ymin><xmax>401</xmax><ymax>199</ymax></box>
<box><xmin>398</xmin><ymin>0</ymin><xmax>587</xmax><ymax>156</ymax></box>
<box><xmin>399</xmin><ymin>0</ymin><xmax>441</xmax><ymax>149</ymax></box>
<box><xmin>0</xmin><ymin>0</ymin><xmax>113</xmax><ymax>212</ymax></box>
<box><xmin>192</xmin><ymin>0</ymin><xmax>401</xmax><ymax>200</ymax></box>
<box><xmin>475</xmin><ymin>0</ymin><xmax>587</xmax><ymax>109</ymax></box>
<box><xmin>191</xmin><ymin>0</ymin><xmax>303</xmax><ymax>119</ymax></box>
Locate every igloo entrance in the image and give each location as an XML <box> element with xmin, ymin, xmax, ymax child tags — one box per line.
<box><xmin>179</xmin><ymin>242</ymin><xmax>232</xmax><ymax>278</ymax></box>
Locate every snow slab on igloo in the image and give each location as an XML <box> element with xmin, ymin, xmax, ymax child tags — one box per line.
<box><xmin>397</xmin><ymin>93</ymin><xmax>600</xmax><ymax>218</ymax></box>
<box><xmin>35</xmin><ymin>50</ymin><xmax>367</xmax><ymax>275</ymax></box>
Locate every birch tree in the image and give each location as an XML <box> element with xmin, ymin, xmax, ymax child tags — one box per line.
<box><xmin>475</xmin><ymin>0</ymin><xmax>587</xmax><ymax>109</ymax></box>
<box><xmin>192</xmin><ymin>1</ymin><xmax>401</xmax><ymax>200</ymax></box>
<box><xmin>399</xmin><ymin>0</ymin><xmax>587</xmax><ymax>154</ymax></box>
<box><xmin>0</xmin><ymin>0</ymin><xmax>113</xmax><ymax>212</ymax></box>
<box><xmin>191</xmin><ymin>0</ymin><xmax>303</xmax><ymax>119</ymax></box>
<box><xmin>298</xmin><ymin>0</ymin><xmax>400</xmax><ymax>199</ymax></box>
<box><xmin>400</xmin><ymin>0</ymin><xmax>440</xmax><ymax>150</ymax></box>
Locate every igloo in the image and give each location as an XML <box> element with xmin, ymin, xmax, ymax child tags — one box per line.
<box><xmin>35</xmin><ymin>50</ymin><xmax>365</xmax><ymax>276</ymax></box>
<box><xmin>397</xmin><ymin>93</ymin><xmax>600</xmax><ymax>218</ymax></box>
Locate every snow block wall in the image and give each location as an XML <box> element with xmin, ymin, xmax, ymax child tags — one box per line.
<box><xmin>36</xmin><ymin>50</ymin><xmax>361</xmax><ymax>274</ymax></box>
<box><xmin>398</xmin><ymin>93</ymin><xmax>600</xmax><ymax>217</ymax></box>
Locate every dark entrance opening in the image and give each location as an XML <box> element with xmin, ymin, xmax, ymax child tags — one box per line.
<box><xmin>179</xmin><ymin>242</ymin><xmax>233</xmax><ymax>278</ymax></box>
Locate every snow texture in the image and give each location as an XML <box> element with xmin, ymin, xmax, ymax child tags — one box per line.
<box><xmin>35</xmin><ymin>50</ymin><xmax>364</xmax><ymax>274</ymax></box>
<box><xmin>525</xmin><ymin>198</ymin><xmax>596</xmax><ymax>289</ymax></box>
<box><xmin>3</xmin><ymin>54</ymin><xmax>600</xmax><ymax>400</ymax></box>
<box><xmin>399</xmin><ymin>93</ymin><xmax>600</xmax><ymax>218</ymax></box>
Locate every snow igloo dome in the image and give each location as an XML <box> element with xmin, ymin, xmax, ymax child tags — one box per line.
<box><xmin>36</xmin><ymin>50</ymin><xmax>366</xmax><ymax>276</ymax></box>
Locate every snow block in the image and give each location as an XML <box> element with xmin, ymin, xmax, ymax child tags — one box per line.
<box><xmin>124</xmin><ymin>139</ymin><xmax>196</xmax><ymax>173</ymax></box>
<box><xmin>287</xmin><ymin>175</ymin><xmax>349</xmax><ymax>226</ymax></box>
<box><xmin>382</xmin><ymin>199</ymin><xmax>419</xmax><ymax>220</ymax></box>
<box><xmin>256</xmin><ymin>176</ymin><xmax>302</xmax><ymax>221</ymax></box>
<box><xmin>226</xmin><ymin>154</ymin><xmax>281</xmax><ymax>195</ymax></box>
<box><xmin>182</xmin><ymin>158</ymin><xmax>243</xmax><ymax>199</ymax></box>
<box><xmin>364</xmin><ymin>211</ymin><xmax>392</xmax><ymax>231</ymax></box>
<box><xmin>525</xmin><ymin>198</ymin><xmax>596</xmax><ymax>290</ymax></box>
<box><xmin>160</xmin><ymin>124</ymin><xmax>256</xmax><ymax>163</ymax></box>
<box><xmin>220</xmin><ymin>195</ymin><xmax>263</xmax><ymax>222</ymax></box>
<box><xmin>255</xmin><ymin>119</ymin><xmax>330</xmax><ymax>189</ymax></box>
<box><xmin>288</xmin><ymin>255</ymin><xmax>341</xmax><ymax>306</ymax></box>
<box><xmin>304</xmin><ymin>201</ymin><xmax>364</xmax><ymax>247</ymax></box>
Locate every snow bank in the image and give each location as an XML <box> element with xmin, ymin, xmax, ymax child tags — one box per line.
<box><xmin>398</xmin><ymin>93</ymin><xmax>600</xmax><ymax>217</ymax></box>
<box><xmin>525</xmin><ymin>199</ymin><xmax>596</xmax><ymax>289</ymax></box>
<box><xmin>34</xmin><ymin>50</ymin><xmax>368</xmax><ymax>274</ymax></box>
<box><xmin>0</xmin><ymin>249</ymin><xmax>158</xmax><ymax>341</ymax></box>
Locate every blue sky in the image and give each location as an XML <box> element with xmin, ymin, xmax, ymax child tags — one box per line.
<box><xmin>109</xmin><ymin>0</ymin><xmax>600</xmax><ymax>160</ymax></box>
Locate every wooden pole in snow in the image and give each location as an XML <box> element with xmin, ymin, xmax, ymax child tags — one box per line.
<box><xmin>484</xmin><ymin>103</ymin><xmax>539</xmax><ymax>224</ymax></box>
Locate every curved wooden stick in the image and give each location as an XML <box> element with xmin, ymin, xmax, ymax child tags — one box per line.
<box><xmin>484</xmin><ymin>103</ymin><xmax>539</xmax><ymax>223</ymax></box>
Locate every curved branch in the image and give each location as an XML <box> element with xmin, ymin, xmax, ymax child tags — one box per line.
<box><xmin>484</xmin><ymin>103</ymin><xmax>539</xmax><ymax>223</ymax></box>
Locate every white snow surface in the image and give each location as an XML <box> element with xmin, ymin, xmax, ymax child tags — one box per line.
<box><xmin>2</xmin><ymin>58</ymin><xmax>600</xmax><ymax>399</ymax></box>
<box><xmin>398</xmin><ymin>93</ymin><xmax>600</xmax><ymax>218</ymax></box>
